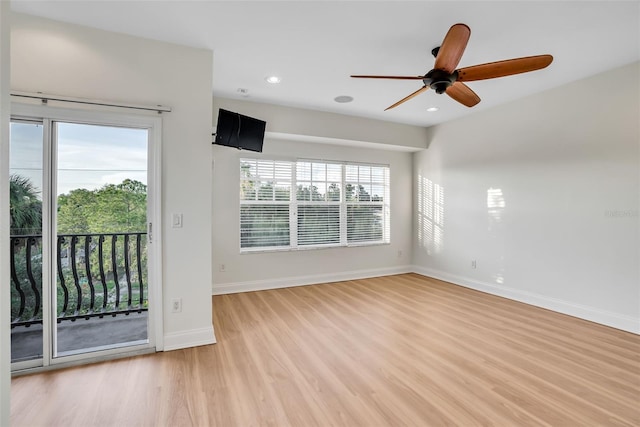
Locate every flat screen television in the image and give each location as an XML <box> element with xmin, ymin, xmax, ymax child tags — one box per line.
<box><xmin>214</xmin><ymin>109</ymin><xmax>266</xmax><ymax>152</ymax></box>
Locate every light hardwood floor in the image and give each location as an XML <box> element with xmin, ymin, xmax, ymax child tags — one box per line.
<box><xmin>11</xmin><ymin>273</ymin><xmax>640</xmax><ymax>426</ymax></box>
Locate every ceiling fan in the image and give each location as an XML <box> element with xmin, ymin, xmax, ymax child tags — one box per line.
<box><xmin>351</xmin><ymin>23</ymin><xmax>553</xmax><ymax>110</ymax></box>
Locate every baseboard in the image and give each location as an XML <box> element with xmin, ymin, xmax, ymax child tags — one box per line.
<box><xmin>212</xmin><ymin>265</ymin><xmax>413</xmax><ymax>295</ymax></box>
<box><xmin>163</xmin><ymin>326</ymin><xmax>217</xmax><ymax>352</ymax></box>
<box><xmin>411</xmin><ymin>265</ymin><xmax>639</xmax><ymax>335</ymax></box>
<box><xmin>211</xmin><ymin>264</ymin><xmax>638</xmax><ymax>334</ymax></box>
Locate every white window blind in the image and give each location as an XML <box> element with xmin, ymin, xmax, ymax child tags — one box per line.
<box><xmin>240</xmin><ymin>158</ymin><xmax>390</xmax><ymax>252</ymax></box>
<box><xmin>240</xmin><ymin>159</ymin><xmax>292</xmax><ymax>249</ymax></box>
<box><xmin>345</xmin><ymin>164</ymin><xmax>390</xmax><ymax>244</ymax></box>
<box><xmin>296</xmin><ymin>161</ymin><xmax>342</xmax><ymax>247</ymax></box>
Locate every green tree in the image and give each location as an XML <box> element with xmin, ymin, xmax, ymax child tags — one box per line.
<box><xmin>356</xmin><ymin>184</ymin><xmax>371</xmax><ymax>202</ymax></box>
<box><xmin>56</xmin><ymin>179</ymin><xmax>148</xmax><ymax>316</ymax></box>
<box><xmin>296</xmin><ymin>184</ymin><xmax>323</xmax><ymax>201</ymax></box>
<box><xmin>93</xmin><ymin>179</ymin><xmax>147</xmax><ymax>232</ymax></box>
<box><xmin>57</xmin><ymin>188</ymin><xmax>95</xmax><ymax>234</ymax></box>
<box><xmin>9</xmin><ymin>174</ymin><xmax>42</xmax><ymax>236</ymax></box>
<box><xmin>240</xmin><ymin>162</ymin><xmax>256</xmax><ymax>200</ymax></box>
<box><xmin>57</xmin><ymin>179</ymin><xmax>147</xmax><ymax>234</ymax></box>
<box><xmin>345</xmin><ymin>183</ymin><xmax>356</xmax><ymax>202</ymax></box>
<box><xmin>9</xmin><ymin>175</ymin><xmax>43</xmax><ymax>321</ymax></box>
<box><xmin>327</xmin><ymin>183</ymin><xmax>341</xmax><ymax>201</ymax></box>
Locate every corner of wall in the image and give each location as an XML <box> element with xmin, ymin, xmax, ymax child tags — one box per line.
<box><xmin>213</xmin><ymin>265</ymin><xmax>414</xmax><ymax>295</ymax></box>
<box><xmin>411</xmin><ymin>266</ymin><xmax>639</xmax><ymax>334</ymax></box>
<box><xmin>163</xmin><ymin>326</ymin><xmax>217</xmax><ymax>352</ymax></box>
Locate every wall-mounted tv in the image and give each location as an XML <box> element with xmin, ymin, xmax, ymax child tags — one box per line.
<box><xmin>213</xmin><ymin>108</ymin><xmax>266</xmax><ymax>152</ymax></box>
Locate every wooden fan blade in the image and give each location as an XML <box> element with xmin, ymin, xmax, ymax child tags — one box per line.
<box><xmin>446</xmin><ymin>82</ymin><xmax>481</xmax><ymax>107</ymax></box>
<box><xmin>434</xmin><ymin>23</ymin><xmax>471</xmax><ymax>73</ymax></box>
<box><xmin>351</xmin><ymin>75</ymin><xmax>425</xmax><ymax>80</ymax></box>
<box><xmin>384</xmin><ymin>85</ymin><xmax>429</xmax><ymax>111</ymax></box>
<box><xmin>457</xmin><ymin>55</ymin><xmax>553</xmax><ymax>82</ymax></box>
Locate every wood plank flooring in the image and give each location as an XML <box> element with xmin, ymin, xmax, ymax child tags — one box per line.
<box><xmin>10</xmin><ymin>273</ymin><xmax>640</xmax><ymax>426</ymax></box>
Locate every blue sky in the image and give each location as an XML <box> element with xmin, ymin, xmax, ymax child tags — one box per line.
<box><xmin>10</xmin><ymin>121</ymin><xmax>148</xmax><ymax>197</ymax></box>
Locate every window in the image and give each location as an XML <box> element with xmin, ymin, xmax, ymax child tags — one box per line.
<box><xmin>240</xmin><ymin>158</ymin><xmax>390</xmax><ymax>251</ymax></box>
<box><xmin>345</xmin><ymin>164</ymin><xmax>390</xmax><ymax>244</ymax></box>
<box><xmin>296</xmin><ymin>161</ymin><xmax>342</xmax><ymax>246</ymax></box>
<box><xmin>240</xmin><ymin>159</ymin><xmax>292</xmax><ymax>249</ymax></box>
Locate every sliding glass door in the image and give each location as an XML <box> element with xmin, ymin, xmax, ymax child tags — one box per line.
<box><xmin>9</xmin><ymin>107</ymin><xmax>160</xmax><ymax>369</ymax></box>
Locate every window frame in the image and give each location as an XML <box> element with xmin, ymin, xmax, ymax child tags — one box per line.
<box><xmin>10</xmin><ymin>101</ymin><xmax>163</xmax><ymax>370</ymax></box>
<box><xmin>344</xmin><ymin>163</ymin><xmax>390</xmax><ymax>246</ymax></box>
<box><xmin>239</xmin><ymin>158</ymin><xmax>293</xmax><ymax>251</ymax></box>
<box><xmin>239</xmin><ymin>157</ymin><xmax>390</xmax><ymax>253</ymax></box>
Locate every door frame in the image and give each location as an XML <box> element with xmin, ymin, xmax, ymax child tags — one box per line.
<box><xmin>10</xmin><ymin>102</ymin><xmax>163</xmax><ymax>371</ymax></box>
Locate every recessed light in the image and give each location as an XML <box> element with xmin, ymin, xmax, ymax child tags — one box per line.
<box><xmin>427</xmin><ymin>106</ymin><xmax>439</xmax><ymax>112</ymax></box>
<box><xmin>334</xmin><ymin>95</ymin><xmax>354</xmax><ymax>103</ymax></box>
<box><xmin>265</xmin><ymin>76</ymin><xmax>281</xmax><ymax>84</ymax></box>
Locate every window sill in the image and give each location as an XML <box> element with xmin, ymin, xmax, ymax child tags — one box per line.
<box><xmin>240</xmin><ymin>241</ymin><xmax>390</xmax><ymax>255</ymax></box>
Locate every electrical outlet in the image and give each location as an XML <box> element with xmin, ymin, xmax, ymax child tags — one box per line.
<box><xmin>471</xmin><ymin>260</ymin><xmax>477</xmax><ymax>269</ymax></box>
<box><xmin>220</xmin><ymin>264</ymin><xmax>226</xmax><ymax>272</ymax></box>
<box><xmin>171</xmin><ymin>298</ymin><xmax>182</xmax><ymax>313</ymax></box>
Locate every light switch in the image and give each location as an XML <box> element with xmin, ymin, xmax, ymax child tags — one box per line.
<box><xmin>172</xmin><ymin>213</ymin><xmax>183</xmax><ymax>228</ymax></box>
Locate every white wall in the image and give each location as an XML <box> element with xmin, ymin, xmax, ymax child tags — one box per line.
<box><xmin>214</xmin><ymin>98</ymin><xmax>429</xmax><ymax>151</ymax></box>
<box><xmin>11</xmin><ymin>13</ymin><xmax>216</xmax><ymax>350</ymax></box>
<box><xmin>212</xmin><ymin>99</ymin><xmax>415</xmax><ymax>294</ymax></box>
<box><xmin>0</xmin><ymin>2</ymin><xmax>10</xmax><ymax>424</ymax></box>
<box><xmin>413</xmin><ymin>62</ymin><xmax>640</xmax><ymax>333</ymax></box>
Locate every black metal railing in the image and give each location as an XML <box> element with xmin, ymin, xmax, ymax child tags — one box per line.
<box><xmin>10</xmin><ymin>232</ymin><xmax>148</xmax><ymax>328</ymax></box>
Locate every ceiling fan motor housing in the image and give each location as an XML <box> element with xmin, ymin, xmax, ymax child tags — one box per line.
<box><xmin>424</xmin><ymin>69</ymin><xmax>457</xmax><ymax>94</ymax></box>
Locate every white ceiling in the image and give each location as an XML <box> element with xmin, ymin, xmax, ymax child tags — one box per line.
<box><xmin>11</xmin><ymin>1</ymin><xmax>640</xmax><ymax>127</ymax></box>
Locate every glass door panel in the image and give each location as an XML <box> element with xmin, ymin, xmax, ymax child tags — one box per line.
<box><xmin>53</xmin><ymin>122</ymin><xmax>149</xmax><ymax>357</ymax></box>
<box><xmin>10</xmin><ymin>109</ymin><xmax>157</xmax><ymax>371</ymax></box>
<box><xmin>9</xmin><ymin>120</ymin><xmax>44</xmax><ymax>363</ymax></box>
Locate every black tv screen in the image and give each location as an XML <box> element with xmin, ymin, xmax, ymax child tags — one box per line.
<box><xmin>214</xmin><ymin>109</ymin><xmax>266</xmax><ymax>152</ymax></box>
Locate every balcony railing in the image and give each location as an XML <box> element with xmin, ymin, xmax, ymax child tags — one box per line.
<box><xmin>10</xmin><ymin>232</ymin><xmax>148</xmax><ymax>328</ymax></box>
